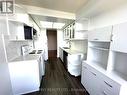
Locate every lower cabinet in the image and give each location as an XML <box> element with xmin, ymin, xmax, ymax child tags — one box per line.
<box><xmin>63</xmin><ymin>51</ymin><xmax>68</xmax><ymax>70</ymax></box>
<box><xmin>59</xmin><ymin>48</ymin><xmax>63</xmax><ymax>62</ymax></box>
<box><xmin>99</xmin><ymin>75</ymin><xmax>120</xmax><ymax>95</ymax></box>
<box><xmin>38</xmin><ymin>55</ymin><xmax>45</xmax><ymax>82</ymax></box>
<box><xmin>81</xmin><ymin>63</ymin><xmax>101</xmax><ymax>95</ymax></box>
<box><xmin>81</xmin><ymin>62</ymin><xmax>121</xmax><ymax>95</ymax></box>
<box><xmin>9</xmin><ymin>60</ymin><xmax>40</xmax><ymax>95</ymax></box>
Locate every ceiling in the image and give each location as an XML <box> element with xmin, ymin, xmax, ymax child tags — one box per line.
<box><xmin>16</xmin><ymin>0</ymin><xmax>127</xmax><ymax>29</ymax></box>
<box><xmin>77</xmin><ymin>0</ymin><xmax>127</xmax><ymax>18</ymax></box>
<box><xmin>30</xmin><ymin>14</ymin><xmax>74</xmax><ymax>29</ymax></box>
<box><xmin>15</xmin><ymin>0</ymin><xmax>88</xmax><ymax>13</ymax></box>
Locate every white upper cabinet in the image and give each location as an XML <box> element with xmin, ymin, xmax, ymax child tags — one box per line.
<box><xmin>63</xmin><ymin>23</ymin><xmax>73</xmax><ymax>40</ymax></box>
<box><xmin>81</xmin><ymin>62</ymin><xmax>102</xmax><ymax>95</ymax></box>
<box><xmin>88</xmin><ymin>26</ymin><xmax>113</xmax><ymax>42</ymax></box>
<box><xmin>74</xmin><ymin>30</ymin><xmax>88</xmax><ymax>40</ymax></box>
<box><xmin>7</xmin><ymin>5</ymin><xmax>29</xmax><ymax>25</ymax></box>
<box><xmin>7</xmin><ymin>14</ymin><xmax>29</xmax><ymax>25</ymax></box>
<box><xmin>75</xmin><ymin>18</ymin><xmax>88</xmax><ymax>31</ymax></box>
<box><xmin>111</xmin><ymin>22</ymin><xmax>127</xmax><ymax>53</ymax></box>
<box><xmin>0</xmin><ymin>17</ymin><xmax>9</xmax><ymax>35</ymax></box>
<box><xmin>74</xmin><ymin>18</ymin><xmax>88</xmax><ymax>40</ymax></box>
<box><xmin>8</xmin><ymin>21</ymin><xmax>25</xmax><ymax>41</ymax></box>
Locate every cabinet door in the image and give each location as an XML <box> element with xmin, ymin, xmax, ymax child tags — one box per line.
<box><xmin>59</xmin><ymin>48</ymin><xmax>63</xmax><ymax>62</ymax></box>
<box><xmin>61</xmin><ymin>49</ymin><xmax>63</xmax><ymax>62</ymax></box>
<box><xmin>64</xmin><ymin>28</ymin><xmax>69</xmax><ymax>40</ymax></box>
<box><xmin>8</xmin><ymin>14</ymin><xmax>29</xmax><ymax>24</ymax></box>
<box><xmin>0</xmin><ymin>36</ymin><xmax>13</xmax><ymax>95</ymax></box>
<box><xmin>0</xmin><ymin>17</ymin><xmax>8</xmax><ymax>35</ymax></box>
<box><xmin>8</xmin><ymin>21</ymin><xmax>25</xmax><ymax>41</ymax></box>
<box><xmin>88</xmin><ymin>26</ymin><xmax>112</xmax><ymax>42</ymax></box>
<box><xmin>66</xmin><ymin>26</ymin><xmax>70</xmax><ymax>39</ymax></box>
<box><xmin>81</xmin><ymin>65</ymin><xmax>91</xmax><ymax>93</ymax></box>
<box><xmin>75</xmin><ymin>19</ymin><xmax>88</xmax><ymax>31</ymax></box>
<box><xmin>9</xmin><ymin>61</ymin><xmax>40</xmax><ymax>95</ymax></box>
<box><xmin>88</xmin><ymin>68</ymin><xmax>101</xmax><ymax>95</ymax></box>
<box><xmin>82</xmin><ymin>63</ymin><xmax>102</xmax><ymax>95</ymax></box>
<box><xmin>74</xmin><ymin>31</ymin><xmax>88</xmax><ymax>39</ymax></box>
<box><xmin>111</xmin><ymin>22</ymin><xmax>127</xmax><ymax>53</ymax></box>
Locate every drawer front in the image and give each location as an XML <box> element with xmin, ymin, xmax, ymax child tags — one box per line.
<box><xmin>101</xmin><ymin>76</ymin><xmax>120</xmax><ymax>95</ymax></box>
<box><xmin>99</xmin><ymin>89</ymin><xmax>114</xmax><ymax>95</ymax></box>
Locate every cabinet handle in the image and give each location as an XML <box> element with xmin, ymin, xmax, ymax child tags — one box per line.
<box><xmin>94</xmin><ymin>38</ymin><xmax>98</xmax><ymax>40</ymax></box>
<box><xmin>90</xmin><ymin>71</ymin><xmax>96</xmax><ymax>76</ymax></box>
<box><xmin>16</xmin><ymin>36</ymin><xmax>18</xmax><ymax>40</ymax></box>
<box><xmin>83</xmin><ymin>66</ymin><xmax>87</xmax><ymax>69</ymax></box>
<box><xmin>111</xmin><ymin>34</ymin><xmax>113</xmax><ymax>42</ymax></box>
<box><xmin>103</xmin><ymin>91</ymin><xmax>108</xmax><ymax>95</ymax></box>
<box><xmin>104</xmin><ymin>81</ymin><xmax>113</xmax><ymax>88</ymax></box>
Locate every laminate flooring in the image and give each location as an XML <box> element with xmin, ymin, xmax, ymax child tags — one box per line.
<box><xmin>24</xmin><ymin>58</ymin><xmax>89</xmax><ymax>95</ymax></box>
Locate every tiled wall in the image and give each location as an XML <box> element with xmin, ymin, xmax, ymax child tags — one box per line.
<box><xmin>71</xmin><ymin>40</ymin><xmax>88</xmax><ymax>53</ymax></box>
<box><xmin>3</xmin><ymin>35</ymin><xmax>33</xmax><ymax>62</ymax></box>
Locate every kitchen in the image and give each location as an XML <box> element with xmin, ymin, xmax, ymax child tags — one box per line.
<box><xmin>1</xmin><ymin>0</ymin><xmax>127</xmax><ymax>95</ymax></box>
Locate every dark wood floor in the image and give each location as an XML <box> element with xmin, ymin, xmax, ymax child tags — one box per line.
<box><xmin>24</xmin><ymin>58</ymin><xmax>89</xmax><ymax>95</ymax></box>
<box><xmin>48</xmin><ymin>50</ymin><xmax>57</xmax><ymax>58</ymax></box>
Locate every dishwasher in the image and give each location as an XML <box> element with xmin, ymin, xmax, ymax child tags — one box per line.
<box><xmin>63</xmin><ymin>51</ymin><xmax>68</xmax><ymax>70</ymax></box>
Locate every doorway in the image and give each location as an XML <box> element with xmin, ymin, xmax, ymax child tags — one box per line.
<box><xmin>47</xmin><ymin>29</ymin><xmax>57</xmax><ymax>58</ymax></box>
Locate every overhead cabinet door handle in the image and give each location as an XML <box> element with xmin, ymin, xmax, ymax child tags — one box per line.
<box><xmin>94</xmin><ymin>38</ymin><xmax>99</xmax><ymax>40</ymax></box>
<box><xmin>90</xmin><ymin>71</ymin><xmax>96</xmax><ymax>76</ymax></box>
<box><xmin>111</xmin><ymin>34</ymin><xmax>113</xmax><ymax>41</ymax></box>
<box><xmin>104</xmin><ymin>81</ymin><xmax>113</xmax><ymax>88</ymax></box>
<box><xmin>103</xmin><ymin>91</ymin><xmax>108</xmax><ymax>95</ymax></box>
<box><xmin>83</xmin><ymin>66</ymin><xmax>87</xmax><ymax>69</ymax></box>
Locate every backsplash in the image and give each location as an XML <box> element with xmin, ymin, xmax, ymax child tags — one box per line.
<box><xmin>3</xmin><ymin>35</ymin><xmax>33</xmax><ymax>62</ymax></box>
<box><xmin>71</xmin><ymin>40</ymin><xmax>88</xmax><ymax>53</ymax></box>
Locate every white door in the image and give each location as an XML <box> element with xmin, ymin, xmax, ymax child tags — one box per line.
<box><xmin>111</xmin><ymin>22</ymin><xmax>127</xmax><ymax>53</ymax></box>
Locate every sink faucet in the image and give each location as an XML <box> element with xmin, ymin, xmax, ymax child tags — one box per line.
<box><xmin>66</xmin><ymin>40</ymin><xmax>71</xmax><ymax>49</ymax></box>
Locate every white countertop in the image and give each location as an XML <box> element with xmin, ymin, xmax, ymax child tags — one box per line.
<box><xmin>9</xmin><ymin>50</ymin><xmax>44</xmax><ymax>62</ymax></box>
<box><xmin>83</xmin><ymin>60</ymin><xmax>127</xmax><ymax>86</ymax></box>
<box><xmin>60</xmin><ymin>47</ymin><xmax>86</xmax><ymax>55</ymax></box>
<box><xmin>9</xmin><ymin>54</ymin><xmax>40</xmax><ymax>62</ymax></box>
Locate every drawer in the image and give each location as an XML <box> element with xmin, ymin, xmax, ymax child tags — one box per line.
<box><xmin>101</xmin><ymin>76</ymin><xmax>120</xmax><ymax>95</ymax></box>
<box><xmin>99</xmin><ymin>89</ymin><xmax>114</xmax><ymax>95</ymax></box>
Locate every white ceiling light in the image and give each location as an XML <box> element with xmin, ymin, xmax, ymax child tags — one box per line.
<box><xmin>53</xmin><ymin>23</ymin><xmax>65</xmax><ymax>29</ymax></box>
<box><xmin>40</xmin><ymin>21</ymin><xmax>53</xmax><ymax>28</ymax></box>
<box><xmin>40</xmin><ymin>21</ymin><xmax>65</xmax><ymax>29</ymax></box>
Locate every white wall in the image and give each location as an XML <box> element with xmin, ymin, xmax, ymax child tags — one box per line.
<box><xmin>34</xmin><ymin>29</ymin><xmax>46</xmax><ymax>50</ymax></box>
<box><xmin>88</xmin><ymin>2</ymin><xmax>127</xmax><ymax>29</ymax></box>
<box><xmin>34</xmin><ymin>29</ymin><xmax>48</xmax><ymax>60</ymax></box>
